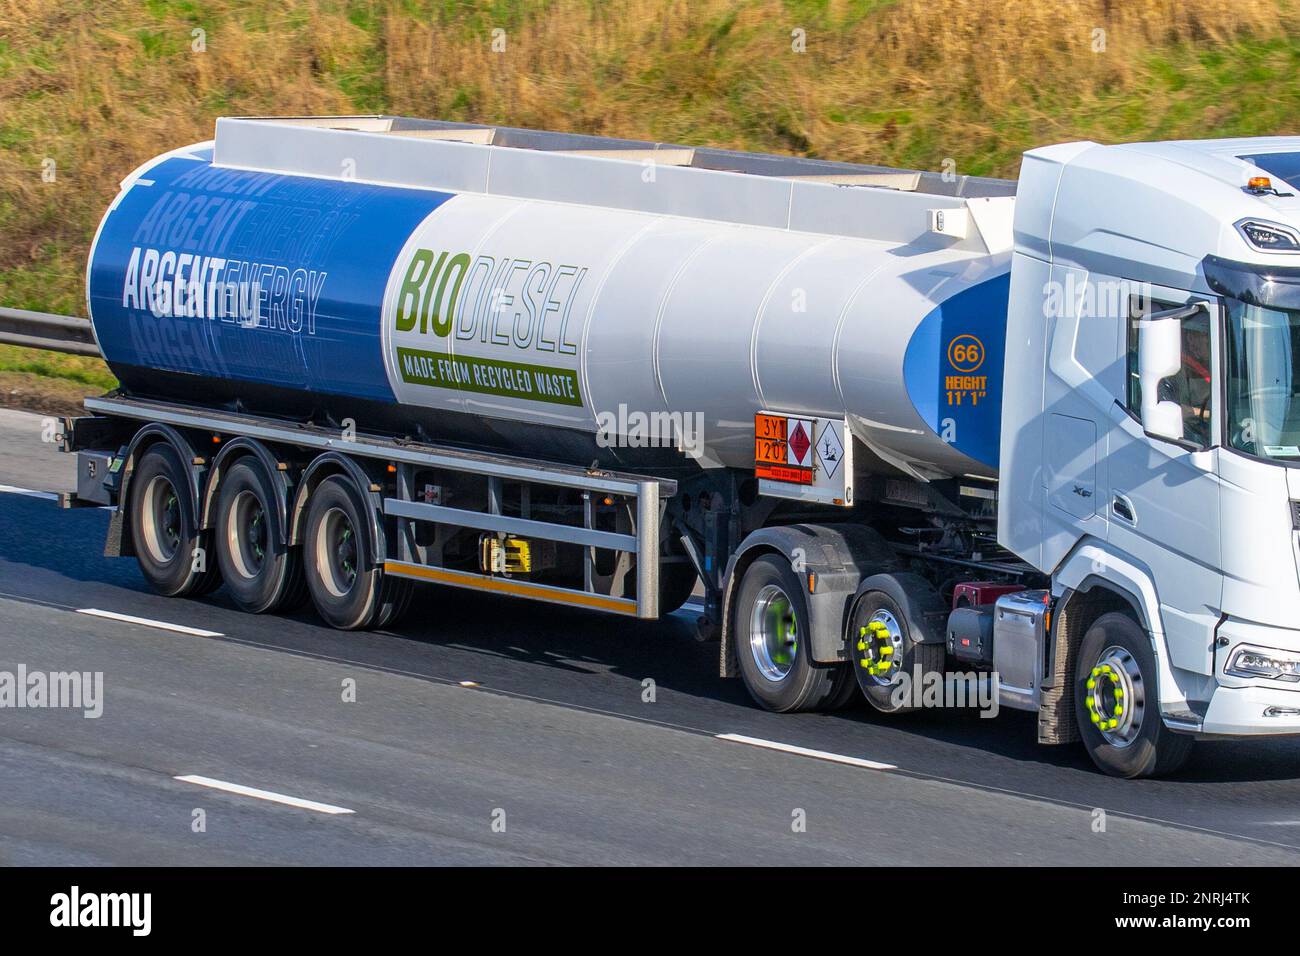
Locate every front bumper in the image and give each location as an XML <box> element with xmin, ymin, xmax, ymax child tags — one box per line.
<box><xmin>1196</xmin><ymin>616</ymin><xmax>1300</xmax><ymax>736</ymax></box>
<box><xmin>1200</xmin><ymin>683</ymin><xmax>1300</xmax><ymax>736</ymax></box>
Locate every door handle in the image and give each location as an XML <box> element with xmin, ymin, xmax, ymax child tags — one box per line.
<box><xmin>1112</xmin><ymin>493</ymin><xmax>1136</xmax><ymax>524</ymax></box>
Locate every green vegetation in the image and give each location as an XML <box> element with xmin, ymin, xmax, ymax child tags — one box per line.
<box><xmin>0</xmin><ymin>0</ymin><xmax>1296</xmax><ymax>392</ymax></box>
<box><xmin>0</xmin><ymin>346</ymin><xmax>116</xmax><ymax>389</ymax></box>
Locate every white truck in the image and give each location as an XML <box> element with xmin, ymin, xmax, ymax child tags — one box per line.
<box><xmin>65</xmin><ymin>116</ymin><xmax>1300</xmax><ymax>776</ymax></box>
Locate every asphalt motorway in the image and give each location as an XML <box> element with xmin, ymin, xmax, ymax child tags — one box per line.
<box><xmin>1</xmin><ymin>409</ymin><xmax>1298</xmax><ymax>865</ymax></box>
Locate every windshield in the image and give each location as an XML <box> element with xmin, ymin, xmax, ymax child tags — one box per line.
<box><xmin>1239</xmin><ymin>152</ymin><xmax>1300</xmax><ymax>192</ymax></box>
<box><xmin>1224</xmin><ymin>300</ymin><xmax>1300</xmax><ymax>460</ymax></box>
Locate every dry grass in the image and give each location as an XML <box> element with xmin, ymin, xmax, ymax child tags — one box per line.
<box><xmin>0</xmin><ymin>0</ymin><xmax>1297</xmax><ymax>337</ymax></box>
<box><xmin>0</xmin><ymin>367</ymin><xmax>104</xmax><ymax>416</ymax></box>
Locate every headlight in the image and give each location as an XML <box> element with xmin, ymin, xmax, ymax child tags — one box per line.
<box><xmin>1226</xmin><ymin>643</ymin><xmax>1300</xmax><ymax>682</ymax></box>
<box><xmin>1236</xmin><ymin>218</ymin><xmax>1300</xmax><ymax>252</ymax></box>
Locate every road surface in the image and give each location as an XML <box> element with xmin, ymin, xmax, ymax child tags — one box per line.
<box><xmin>1</xmin><ymin>408</ymin><xmax>1297</xmax><ymax>865</ymax></box>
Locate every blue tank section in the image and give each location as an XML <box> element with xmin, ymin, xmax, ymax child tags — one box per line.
<box><xmin>902</xmin><ymin>271</ymin><xmax>1010</xmax><ymax>470</ymax></box>
<box><xmin>88</xmin><ymin>153</ymin><xmax>454</xmax><ymax>403</ymax></box>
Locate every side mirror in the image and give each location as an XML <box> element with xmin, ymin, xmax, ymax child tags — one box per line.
<box><xmin>1137</xmin><ymin>302</ymin><xmax>1205</xmax><ymax>444</ymax></box>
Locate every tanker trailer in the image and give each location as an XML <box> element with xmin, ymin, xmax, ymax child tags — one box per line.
<box><xmin>69</xmin><ymin>117</ymin><xmax>1300</xmax><ymax>776</ymax></box>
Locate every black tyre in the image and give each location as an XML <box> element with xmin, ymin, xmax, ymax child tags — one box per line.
<box><xmin>128</xmin><ymin>444</ymin><xmax>219</xmax><ymax>597</ymax></box>
<box><xmin>373</xmin><ymin>574</ymin><xmax>414</xmax><ymax>630</ymax></box>
<box><xmin>848</xmin><ymin>574</ymin><xmax>945</xmax><ymax>714</ymax></box>
<box><xmin>1075</xmin><ymin>612</ymin><xmax>1193</xmax><ymax>778</ymax></box>
<box><xmin>302</xmin><ymin>475</ymin><xmax>388</xmax><ymax>630</ymax></box>
<box><xmin>824</xmin><ymin>665</ymin><xmax>862</xmax><ymax>711</ymax></box>
<box><xmin>733</xmin><ymin>554</ymin><xmax>849</xmax><ymax>712</ymax></box>
<box><xmin>214</xmin><ymin>458</ymin><xmax>306</xmax><ymax>614</ymax></box>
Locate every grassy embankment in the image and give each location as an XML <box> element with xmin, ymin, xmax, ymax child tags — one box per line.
<box><xmin>0</xmin><ymin>0</ymin><xmax>1295</xmax><ymax>410</ymax></box>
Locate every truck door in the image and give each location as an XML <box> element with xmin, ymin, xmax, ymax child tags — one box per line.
<box><xmin>1106</xmin><ymin>289</ymin><xmax>1223</xmax><ymax>676</ymax></box>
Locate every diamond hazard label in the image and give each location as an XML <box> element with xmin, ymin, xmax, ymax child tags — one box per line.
<box><xmin>816</xmin><ymin>422</ymin><xmax>844</xmax><ymax>478</ymax></box>
<box><xmin>787</xmin><ymin>420</ymin><xmax>812</xmax><ymax>465</ymax></box>
<box><xmin>755</xmin><ymin>411</ymin><xmax>851</xmax><ymax>504</ymax></box>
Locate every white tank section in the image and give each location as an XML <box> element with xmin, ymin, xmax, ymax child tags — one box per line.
<box><xmin>379</xmin><ymin>190</ymin><xmax>1009</xmax><ymax>476</ymax></box>
<box><xmin>137</xmin><ymin>116</ymin><xmax>1021</xmax><ymax>480</ymax></box>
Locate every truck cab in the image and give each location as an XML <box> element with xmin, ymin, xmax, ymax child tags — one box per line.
<box><xmin>1001</xmin><ymin>137</ymin><xmax>1300</xmax><ymax>774</ymax></box>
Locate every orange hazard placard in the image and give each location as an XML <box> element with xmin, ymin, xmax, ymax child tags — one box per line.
<box><xmin>756</xmin><ymin>463</ymin><xmax>814</xmax><ymax>484</ymax></box>
<box><xmin>755</xmin><ymin>412</ymin><xmax>813</xmax><ymax>483</ymax></box>
<box><xmin>754</xmin><ymin>413</ymin><xmax>788</xmax><ymax>466</ymax></box>
<box><xmin>753</xmin><ymin>410</ymin><xmax>853</xmax><ymax>506</ymax></box>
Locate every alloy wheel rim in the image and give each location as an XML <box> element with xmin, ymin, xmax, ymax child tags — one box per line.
<box><xmin>749</xmin><ymin>584</ymin><xmax>798</xmax><ymax>682</ymax></box>
<box><xmin>227</xmin><ymin>490</ymin><xmax>268</xmax><ymax>579</ymax></box>
<box><xmin>141</xmin><ymin>475</ymin><xmax>182</xmax><ymax>563</ymax></box>
<box><xmin>315</xmin><ymin>507</ymin><xmax>359</xmax><ymax>598</ymax></box>
<box><xmin>1086</xmin><ymin>645</ymin><xmax>1144</xmax><ymax>747</ymax></box>
<box><xmin>856</xmin><ymin>609</ymin><xmax>905</xmax><ymax>686</ymax></box>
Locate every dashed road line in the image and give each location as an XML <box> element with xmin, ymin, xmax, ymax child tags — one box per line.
<box><xmin>716</xmin><ymin>732</ymin><xmax>897</xmax><ymax>771</ymax></box>
<box><xmin>0</xmin><ymin>484</ymin><xmax>60</xmax><ymax>501</ymax></box>
<box><xmin>76</xmin><ymin>608</ymin><xmax>223</xmax><ymax>638</ymax></box>
<box><xmin>0</xmin><ymin>483</ymin><xmax>113</xmax><ymax>509</ymax></box>
<box><xmin>173</xmin><ymin>774</ymin><xmax>355</xmax><ymax>815</ymax></box>
<box><xmin>0</xmin><ymin>586</ymin><xmax>1293</xmax><ymax>853</ymax></box>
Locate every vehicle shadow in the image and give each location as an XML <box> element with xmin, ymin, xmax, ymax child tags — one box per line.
<box><xmin>376</xmin><ymin>581</ymin><xmax>1300</xmax><ymax>787</ymax></box>
<box><xmin>5</xmin><ymin>493</ymin><xmax>1298</xmax><ymax>788</ymax></box>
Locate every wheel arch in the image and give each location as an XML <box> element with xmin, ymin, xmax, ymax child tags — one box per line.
<box><xmin>853</xmin><ymin>571</ymin><xmax>948</xmax><ymax>644</ymax></box>
<box><xmin>1053</xmin><ymin>541</ymin><xmax>1163</xmax><ymax>636</ymax></box>
<box><xmin>1043</xmin><ymin>540</ymin><xmax>1192</xmax><ymax>742</ymax></box>
<box><xmin>719</xmin><ymin>523</ymin><xmax>899</xmax><ymax>677</ymax></box>
<box><xmin>199</xmin><ymin>437</ymin><xmax>294</xmax><ymax>546</ymax></box>
<box><xmin>289</xmin><ymin>452</ymin><xmax>387</xmax><ymax>570</ymax></box>
<box><xmin>110</xmin><ymin>423</ymin><xmax>206</xmax><ymax>559</ymax></box>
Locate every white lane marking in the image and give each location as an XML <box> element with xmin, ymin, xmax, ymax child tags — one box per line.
<box><xmin>0</xmin><ymin>484</ymin><xmax>60</xmax><ymax>501</ymax></box>
<box><xmin>0</xmin><ymin>484</ymin><xmax>114</xmax><ymax>510</ymax></box>
<box><xmin>174</xmin><ymin>774</ymin><xmax>355</xmax><ymax>815</ymax></box>
<box><xmin>716</xmin><ymin>733</ymin><xmax>897</xmax><ymax>771</ymax></box>
<box><xmin>76</xmin><ymin>608</ymin><xmax>223</xmax><ymax>638</ymax></box>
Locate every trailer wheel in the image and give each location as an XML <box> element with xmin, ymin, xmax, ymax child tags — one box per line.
<box><xmin>128</xmin><ymin>444</ymin><xmax>219</xmax><ymax>597</ymax></box>
<box><xmin>303</xmin><ymin>475</ymin><xmax>387</xmax><ymax>630</ymax></box>
<box><xmin>373</xmin><ymin>575</ymin><xmax>414</xmax><ymax>630</ymax></box>
<box><xmin>1075</xmin><ymin>612</ymin><xmax>1193</xmax><ymax>778</ymax></box>
<box><xmin>213</xmin><ymin>459</ymin><xmax>305</xmax><ymax>614</ymax></box>
<box><xmin>734</xmin><ymin>555</ymin><xmax>848</xmax><ymax>712</ymax></box>
<box><xmin>848</xmin><ymin>577</ymin><xmax>945</xmax><ymax>714</ymax></box>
